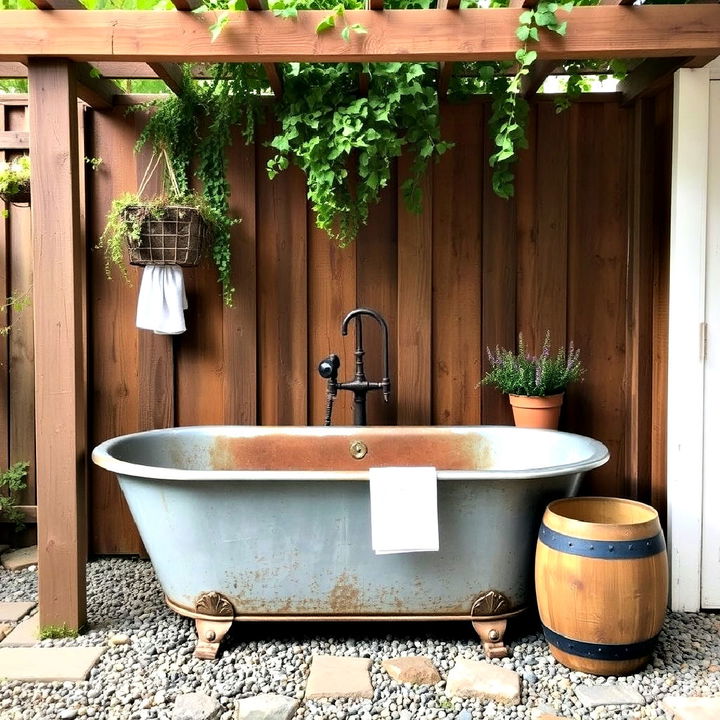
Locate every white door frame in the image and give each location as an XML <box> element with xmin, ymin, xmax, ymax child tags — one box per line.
<box><xmin>667</xmin><ymin>61</ymin><xmax>719</xmax><ymax>611</ymax></box>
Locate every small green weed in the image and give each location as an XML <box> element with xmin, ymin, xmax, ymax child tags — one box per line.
<box><xmin>39</xmin><ymin>624</ymin><xmax>79</xmax><ymax>640</ymax></box>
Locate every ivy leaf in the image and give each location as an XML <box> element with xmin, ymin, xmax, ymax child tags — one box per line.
<box><xmin>209</xmin><ymin>11</ymin><xmax>229</xmax><ymax>42</ymax></box>
<box><xmin>316</xmin><ymin>14</ymin><xmax>336</xmax><ymax>33</ymax></box>
<box><xmin>341</xmin><ymin>25</ymin><xmax>350</xmax><ymax>42</ymax></box>
<box><xmin>516</xmin><ymin>25</ymin><xmax>530</xmax><ymax>42</ymax></box>
<box><xmin>553</xmin><ymin>21</ymin><xmax>567</xmax><ymax>36</ymax></box>
<box><xmin>518</xmin><ymin>10</ymin><xmax>533</xmax><ymax>25</ymax></box>
<box><xmin>350</xmin><ymin>23</ymin><xmax>368</xmax><ymax>34</ymax></box>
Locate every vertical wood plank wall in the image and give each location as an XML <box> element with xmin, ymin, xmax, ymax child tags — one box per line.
<box><xmin>0</xmin><ymin>93</ymin><xmax>674</xmax><ymax>553</ymax></box>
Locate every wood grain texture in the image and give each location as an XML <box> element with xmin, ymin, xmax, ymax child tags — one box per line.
<box><xmin>0</xmin><ymin>108</ymin><xmax>10</xmax><ymax>475</ymax></box>
<box><xmin>307</xmin><ymin>227</ymin><xmax>356</xmax><ymax>428</ymax></box>
<box><xmin>432</xmin><ymin>103</ymin><xmax>482</xmax><ymax>426</ymax></box>
<box><xmin>2</xmin><ymin>7</ymin><xmax>720</xmax><ymax>63</ymax></box>
<box><xmin>481</xmin><ymin>103</ymin><xmax>517</xmax><ymax>426</ymax></box>
<box><xmin>566</xmin><ymin>102</ymin><xmax>630</xmax><ymax>497</ymax></box>
<box><xmin>223</xmin><ymin>128</ymin><xmax>258</xmax><ymax>426</ymax></box>
<box><xmin>87</xmin><ymin>107</ymin><xmax>142</xmax><ymax>556</ymax></box>
<box><xmin>396</xmin><ymin>152</ymin><xmax>432</xmax><ymax>425</ymax></box>
<box><xmin>256</xmin><ymin>119</ymin><xmax>308</xmax><ymax>425</ymax></box>
<box><xmin>517</xmin><ymin>103</ymin><xmax>569</xmax><ymax>354</ymax></box>
<box><xmin>356</xmin><ymin>167</ymin><xmax>398</xmax><ymax>427</ymax></box>
<box><xmin>28</xmin><ymin>59</ymin><xmax>87</xmax><ymax>629</ymax></box>
<box><xmin>0</xmin><ymin>130</ymin><xmax>29</xmax><ymax>150</ymax></box>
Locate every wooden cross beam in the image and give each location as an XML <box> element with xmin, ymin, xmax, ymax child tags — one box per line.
<box><xmin>1</xmin><ymin>7</ymin><xmax>719</xmax><ymax>64</ymax></box>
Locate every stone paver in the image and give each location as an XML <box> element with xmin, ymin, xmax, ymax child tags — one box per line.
<box><xmin>0</xmin><ymin>545</ymin><xmax>38</xmax><ymax>571</ymax></box>
<box><xmin>0</xmin><ymin>601</ymin><xmax>36</xmax><ymax>623</ymax></box>
<box><xmin>662</xmin><ymin>696</ymin><xmax>720</xmax><ymax>719</ymax></box>
<box><xmin>574</xmin><ymin>684</ymin><xmax>646</xmax><ymax>708</ymax></box>
<box><xmin>0</xmin><ymin>623</ymin><xmax>11</xmax><ymax>641</ymax></box>
<box><xmin>172</xmin><ymin>693</ymin><xmax>222</xmax><ymax>720</ymax></box>
<box><xmin>0</xmin><ymin>611</ymin><xmax>38</xmax><ymax>647</ymax></box>
<box><xmin>0</xmin><ymin>647</ymin><xmax>105</xmax><ymax>681</ymax></box>
<box><xmin>304</xmin><ymin>655</ymin><xmax>373</xmax><ymax>700</ymax></box>
<box><xmin>382</xmin><ymin>656</ymin><xmax>441</xmax><ymax>685</ymax></box>
<box><xmin>445</xmin><ymin>658</ymin><xmax>521</xmax><ymax>704</ymax></box>
<box><xmin>530</xmin><ymin>705</ymin><xmax>565</xmax><ymax>720</ymax></box>
<box><xmin>235</xmin><ymin>693</ymin><xmax>299</xmax><ymax>720</ymax></box>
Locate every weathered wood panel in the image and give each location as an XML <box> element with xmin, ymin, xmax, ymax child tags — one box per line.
<box><xmin>77</xmin><ymin>97</ymin><xmax>674</xmax><ymax>551</ymax></box>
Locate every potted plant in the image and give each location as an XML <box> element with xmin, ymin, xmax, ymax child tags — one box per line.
<box><xmin>0</xmin><ymin>155</ymin><xmax>30</xmax><ymax>205</ymax></box>
<box><xmin>481</xmin><ymin>331</ymin><xmax>584</xmax><ymax>429</ymax></box>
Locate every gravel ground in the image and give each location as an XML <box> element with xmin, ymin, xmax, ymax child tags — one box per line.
<box><xmin>0</xmin><ymin>558</ymin><xmax>719</xmax><ymax>720</ymax></box>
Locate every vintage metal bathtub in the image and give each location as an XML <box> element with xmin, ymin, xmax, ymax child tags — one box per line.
<box><xmin>92</xmin><ymin>425</ymin><xmax>609</xmax><ymax>658</ymax></box>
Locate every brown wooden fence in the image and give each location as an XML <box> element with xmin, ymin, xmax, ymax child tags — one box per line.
<box><xmin>0</xmin><ymin>90</ymin><xmax>672</xmax><ymax>554</ymax></box>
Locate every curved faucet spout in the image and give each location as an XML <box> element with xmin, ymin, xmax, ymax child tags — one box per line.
<box><xmin>341</xmin><ymin>308</ymin><xmax>391</xmax><ymax>400</ymax></box>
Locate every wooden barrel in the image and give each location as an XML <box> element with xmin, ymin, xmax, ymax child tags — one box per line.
<box><xmin>535</xmin><ymin>497</ymin><xmax>668</xmax><ymax>675</ymax></box>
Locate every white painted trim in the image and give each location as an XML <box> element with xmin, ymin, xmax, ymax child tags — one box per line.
<box><xmin>667</xmin><ymin>68</ymin><xmax>710</xmax><ymax>612</ymax></box>
<box><xmin>701</xmin><ymin>80</ymin><xmax>720</xmax><ymax>608</ymax></box>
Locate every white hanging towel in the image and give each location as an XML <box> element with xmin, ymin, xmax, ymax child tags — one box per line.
<box><xmin>369</xmin><ymin>466</ymin><xmax>439</xmax><ymax>554</ymax></box>
<box><xmin>135</xmin><ymin>265</ymin><xmax>189</xmax><ymax>335</ymax></box>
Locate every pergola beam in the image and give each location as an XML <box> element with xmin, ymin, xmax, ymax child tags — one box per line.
<box><xmin>436</xmin><ymin>0</ymin><xmax>462</xmax><ymax>98</ymax></box>
<box><xmin>0</xmin><ymin>131</ymin><xmax>29</xmax><ymax>150</ymax></box>
<box><xmin>0</xmin><ymin>7</ymin><xmax>719</xmax><ymax>63</ymax></box>
<box><xmin>520</xmin><ymin>59</ymin><xmax>558</xmax><ymax>97</ymax></box>
<box><xmin>618</xmin><ymin>54</ymin><xmax>718</xmax><ymax>104</ymax></box>
<box><xmin>245</xmin><ymin>0</ymin><xmax>284</xmax><ymax>98</ymax></box>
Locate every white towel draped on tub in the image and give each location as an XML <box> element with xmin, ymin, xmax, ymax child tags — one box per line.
<box><xmin>369</xmin><ymin>466</ymin><xmax>439</xmax><ymax>554</ymax></box>
<box><xmin>136</xmin><ymin>265</ymin><xmax>188</xmax><ymax>335</ymax></box>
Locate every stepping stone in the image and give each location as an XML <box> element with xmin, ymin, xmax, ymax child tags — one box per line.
<box><xmin>1</xmin><ymin>545</ymin><xmax>38</xmax><ymax>571</ymax></box>
<box><xmin>0</xmin><ymin>623</ymin><xmax>10</xmax><ymax>641</ymax></box>
<box><xmin>235</xmin><ymin>693</ymin><xmax>299</xmax><ymax>720</ymax></box>
<box><xmin>0</xmin><ymin>601</ymin><xmax>35</xmax><ymax>623</ymax></box>
<box><xmin>531</xmin><ymin>707</ymin><xmax>569</xmax><ymax>720</ymax></box>
<box><xmin>574</xmin><ymin>684</ymin><xmax>646</xmax><ymax>708</ymax></box>
<box><xmin>0</xmin><ymin>612</ymin><xmax>38</xmax><ymax>646</ymax></box>
<box><xmin>445</xmin><ymin>658</ymin><xmax>521</xmax><ymax>704</ymax></box>
<box><xmin>304</xmin><ymin>655</ymin><xmax>373</xmax><ymax>700</ymax></box>
<box><xmin>662</xmin><ymin>696</ymin><xmax>720</xmax><ymax>719</ymax></box>
<box><xmin>172</xmin><ymin>692</ymin><xmax>222</xmax><ymax>720</ymax></box>
<box><xmin>0</xmin><ymin>647</ymin><xmax>105</xmax><ymax>681</ymax></box>
<box><xmin>382</xmin><ymin>656</ymin><xmax>441</xmax><ymax>685</ymax></box>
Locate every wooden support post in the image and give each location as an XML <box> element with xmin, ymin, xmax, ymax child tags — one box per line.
<box><xmin>28</xmin><ymin>59</ymin><xmax>87</xmax><ymax>632</ymax></box>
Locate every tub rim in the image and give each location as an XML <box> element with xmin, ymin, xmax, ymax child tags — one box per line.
<box><xmin>91</xmin><ymin>425</ymin><xmax>610</xmax><ymax>482</ymax></box>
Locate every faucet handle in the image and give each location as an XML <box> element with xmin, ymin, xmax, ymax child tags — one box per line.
<box><xmin>382</xmin><ymin>377</ymin><xmax>391</xmax><ymax>403</ymax></box>
<box><xmin>318</xmin><ymin>354</ymin><xmax>340</xmax><ymax>381</ymax></box>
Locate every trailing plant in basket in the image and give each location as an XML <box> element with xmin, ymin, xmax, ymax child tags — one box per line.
<box><xmin>481</xmin><ymin>331</ymin><xmax>584</xmax><ymax>397</ymax></box>
<box><xmin>99</xmin><ymin>191</ymin><xmax>224</xmax><ymax>281</ymax></box>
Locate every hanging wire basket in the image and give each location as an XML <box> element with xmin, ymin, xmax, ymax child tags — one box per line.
<box><xmin>124</xmin><ymin>149</ymin><xmax>208</xmax><ymax>267</ymax></box>
<box><xmin>0</xmin><ymin>184</ymin><xmax>30</xmax><ymax>206</ymax></box>
<box><xmin>124</xmin><ymin>204</ymin><xmax>207</xmax><ymax>267</ymax></box>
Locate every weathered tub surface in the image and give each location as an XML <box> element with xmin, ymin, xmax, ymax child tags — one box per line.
<box><xmin>92</xmin><ymin>425</ymin><xmax>609</xmax><ymax>658</ymax></box>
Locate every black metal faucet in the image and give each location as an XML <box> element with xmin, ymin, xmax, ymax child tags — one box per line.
<box><xmin>318</xmin><ymin>308</ymin><xmax>391</xmax><ymax>426</ymax></box>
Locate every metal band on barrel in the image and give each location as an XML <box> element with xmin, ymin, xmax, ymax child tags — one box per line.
<box><xmin>538</xmin><ymin>523</ymin><xmax>666</xmax><ymax>559</ymax></box>
<box><xmin>541</xmin><ymin>624</ymin><xmax>660</xmax><ymax>661</ymax></box>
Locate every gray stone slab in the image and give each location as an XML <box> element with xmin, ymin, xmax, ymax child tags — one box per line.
<box><xmin>172</xmin><ymin>693</ymin><xmax>222</xmax><ymax>720</ymax></box>
<box><xmin>0</xmin><ymin>601</ymin><xmax>35</xmax><ymax>623</ymax></box>
<box><xmin>0</xmin><ymin>647</ymin><xmax>105</xmax><ymax>681</ymax></box>
<box><xmin>574</xmin><ymin>684</ymin><xmax>646</xmax><ymax>708</ymax></box>
<box><xmin>235</xmin><ymin>694</ymin><xmax>300</xmax><ymax>720</ymax></box>
<box><xmin>0</xmin><ymin>612</ymin><xmax>38</xmax><ymax>647</ymax></box>
<box><xmin>305</xmin><ymin>655</ymin><xmax>373</xmax><ymax>700</ymax></box>
<box><xmin>1</xmin><ymin>545</ymin><xmax>37</xmax><ymax>571</ymax></box>
<box><xmin>662</xmin><ymin>696</ymin><xmax>720</xmax><ymax>719</ymax></box>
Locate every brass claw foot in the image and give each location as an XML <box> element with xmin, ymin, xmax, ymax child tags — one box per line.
<box><xmin>471</xmin><ymin>617</ymin><xmax>509</xmax><ymax>659</ymax></box>
<box><xmin>192</xmin><ymin>591</ymin><xmax>235</xmax><ymax>660</ymax></box>
<box><xmin>470</xmin><ymin>590</ymin><xmax>520</xmax><ymax>660</ymax></box>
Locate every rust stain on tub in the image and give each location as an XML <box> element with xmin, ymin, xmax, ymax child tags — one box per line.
<box><xmin>209</xmin><ymin>429</ymin><xmax>495</xmax><ymax>473</ymax></box>
<box><xmin>328</xmin><ymin>572</ymin><xmax>361</xmax><ymax>613</ymax></box>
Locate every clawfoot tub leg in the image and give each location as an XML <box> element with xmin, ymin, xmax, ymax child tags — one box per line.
<box><xmin>194</xmin><ymin>616</ymin><xmax>234</xmax><ymax>659</ymax></box>
<box><xmin>188</xmin><ymin>591</ymin><xmax>236</xmax><ymax>660</ymax></box>
<box><xmin>471</xmin><ymin>617</ymin><xmax>509</xmax><ymax>659</ymax></box>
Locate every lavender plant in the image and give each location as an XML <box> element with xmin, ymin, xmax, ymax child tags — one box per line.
<box><xmin>481</xmin><ymin>331</ymin><xmax>584</xmax><ymax>397</ymax></box>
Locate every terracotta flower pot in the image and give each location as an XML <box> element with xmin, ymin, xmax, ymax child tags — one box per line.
<box><xmin>508</xmin><ymin>392</ymin><xmax>564</xmax><ymax>429</ymax></box>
